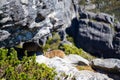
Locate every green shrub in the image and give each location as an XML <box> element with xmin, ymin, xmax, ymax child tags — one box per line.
<box><xmin>79</xmin><ymin>0</ymin><xmax>87</xmax><ymax>6</ymax></box>
<box><xmin>0</xmin><ymin>48</ymin><xmax>57</xmax><ymax>80</ymax></box>
<box><xmin>43</xmin><ymin>33</ymin><xmax>61</xmax><ymax>52</ymax></box>
<box><xmin>66</xmin><ymin>35</ymin><xmax>75</xmax><ymax>45</ymax></box>
<box><xmin>0</xmin><ymin>48</ymin><xmax>8</xmax><ymax>60</ymax></box>
<box><xmin>59</xmin><ymin>44</ymin><xmax>95</xmax><ymax>60</ymax></box>
<box><xmin>43</xmin><ymin>32</ymin><xmax>76</xmax><ymax>52</ymax></box>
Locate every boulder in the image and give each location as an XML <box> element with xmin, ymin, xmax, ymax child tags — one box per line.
<box><xmin>91</xmin><ymin>58</ymin><xmax>120</xmax><ymax>73</ymax></box>
<box><xmin>0</xmin><ymin>0</ymin><xmax>76</xmax><ymax>47</ymax></box>
<box><xmin>64</xmin><ymin>54</ymin><xmax>89</xmax><ymax>66</ymax></box>
<box><xmin>74</xmin><ymin>70</ymin><xmax>113</xmax><ymax>80</ymax></box>
<box><xmin>47</xmin><ymin>57</ymin><xmax>79</xmax><ymax>80</ymax></box>
<box><xmin>36</xmin><ymin>55</ymin><xmax>78</xmax><ymax>80</ymax></box>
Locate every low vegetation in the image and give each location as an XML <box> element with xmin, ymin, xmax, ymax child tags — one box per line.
<box><xmin>43</xmin><ymin>32</ymin><xmax>61</xmax><ymax>52</ymax></box>
<box><xmin>90</xmin><ymin>0</ymin><xmax>120</xmax><ymax>21</ymax></box>
<box><xmin>79</xmin><ymin>0</ymin><xmax>120</xmax><ymax>21</ymax></box>
<box><xmin>66</xmin><ymin>35</ymin><xmax>75</xmax><ymax>45</ymax></box>
<box><xmin>0</xmin><ymin>48</ymin><xmax>57</xmax><ymax>80</ymax></box>
<box><xmin>59</xmin><ymin>44</ymin><xmax>95</xmax><ymax>60</ymax></box>
<box><xmin>43</xmin><ymin>32</ymin><xmax>95</xmax><ymax>60</ymax></box>
<box><xmin>0</xmin><ymin>32</ymin><xmax>96</xmax><ymax>79</ymax></box>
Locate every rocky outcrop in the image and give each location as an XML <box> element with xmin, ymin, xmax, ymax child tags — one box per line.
<box><xmin>91</xmin><ymin>58</ymin><xmax>120</xmax><ymax>73</ymax></box>
<box><xmin>36</xmin><ymin>55</ymin><xmax>112</xmax><ymax>80</ymax></box>
<box><xmin>1</xmin><ymin>0</ymin><xmax>119</xmax><ymax>59</ymax></box>
<box><xmin>0</xmin><ymin>0</ymin><xmax>76</xmax><ymax>47</ymax></box>
<box><xmin>0</xmin><ymin>0</ymin><xmax>119</xmax><ymax>79</ymax></box>
<box><xmin>91</xmin><ymin>58</ymin><xmax>120</xmax><ymax>80</ymax></box>
<box><xmin>66</xmin><ymin>11</ymin><xmax>120</xmax><ymax>58</ymax></box>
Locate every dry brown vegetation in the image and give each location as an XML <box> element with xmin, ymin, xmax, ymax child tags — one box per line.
<box><xmin>44</xmin><ymin>50</ymin><xmax>65</xmax><ymax>58</ymax></box>
<box><xmin>76</xmin><ymin>66</ymin><xmax>94</xmax><ymax>71</ymax></box>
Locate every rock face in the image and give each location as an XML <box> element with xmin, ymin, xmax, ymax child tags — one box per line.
<box><xmin>36</xmin><ymin>55</ymin><xmax>112</xmax><ymax>80</ymax></box>
<box><xmin>1</xmin><ymin>0</ymin><xmax>119</xmax><ymax>59</ymax></box>
<box><xmin>0</xmin><ymin>30</ymin><xmax>10</xmax><ymax>41</ymax></box>
<box><xmin>91</xmin><ymin>58</ymin><xmax>120</xmax><ymax>73</ymax></box>
<box><xmin>66</xmin><ymin>11</ymin><xmax>120</xmax><ymax>58</ymax></box>
<box><xmin>0</xmin><ymin>0</ymin><xmax>76</xmax><ymax>47</ymax></box>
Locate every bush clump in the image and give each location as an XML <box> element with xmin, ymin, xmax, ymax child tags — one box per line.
<box><xmin>0</xmin><ymin>48</ymin><xmax>56</xmax><ymax>80</ymax></box>
<box><xmin>59</xmin><ymin>44</ymin><xmax>95</xmax><ymax>60</ymax></box>
<box><xmin>43</xmin><ymin>32</ymin><xmax>61</xmax><ymax>52</ymax></box>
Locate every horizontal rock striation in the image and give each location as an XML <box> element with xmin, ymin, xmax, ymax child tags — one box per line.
<box><xmin>67</xmin><ymin>10</ymin><xmax>120</xmax><ymax>58</ymax></box>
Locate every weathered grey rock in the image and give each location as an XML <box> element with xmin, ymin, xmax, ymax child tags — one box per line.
<box><xmin>36</xmin><ymin>55</ymin><xmax>112</xmax><ymax>80</ymax></box>
<box><xmin>0</xmin><ymin>30</ymin><xmax>10</xmax><ymax>41</ymax></box>
<box><xmin>115</xmin><ymin>22</ymin><xmax>120</xmax><ymax>32</ymax></box>
<box><xmin>79</xmin><ymin>11</ymin><xmax>114</xmax><ymax>24</ymax></box>
<box><xmin>74</xmin><ymin>70</ymin><xmax>113</xmax><ymax>80</ymax></box>
<box><xmin>36</xmin><ymin>55</ymin><xmax>78</xmax><ymax>80</ymax></box>
<box><xmin>58</xmin><ymin>29</ymin><xmax>67</xmax><ymax>41</ymax></box>
<box><xmin>76</xmin><ymin>19</ymin><xmax>115</xmax><ymax>58</ymax></box>
<box><xmin>91</xmin><ymin>58</ymin><xmax>120</xmax><ymax>73</ymax></box>
<box><xmin>0</xmin><ymin>0</ymin><xmax>76</xmax><ymax>47</ymax></box>
<box><xmin>20</xmin><ymin>0</ymin><xmax>28</xmax><ymax>5</ymax></box>
<box><xmin>113</xmin><ymin>33</ymin><xmax>120</xmax><ymax>54</ymax></box>
<box><xmin>33</xmin><ymin>27</ymin><xmax>51</xmax><ymax>46</ymax></box>
<box><xmin>67</xmin><ymin>11</ymin><xmax>120</xmax><ymax>58</ymax></box>
<box><xmin>79</xmin><ymin>11</ymin><xmax>94</xmax><ymax>19</ymax></box>
<box><xmin>95</xmin><ymin>13</ymin><xmax>114</xmax><ymax>24</ymax></box>
<box><xmin>48</xmin><ymin>57</ymin><xmax>79</xmax><ymax>80</ymax></box>
<box><xmin>64</xmin><ymin>54</ymin><xmax>89</xmax><ymax>66</ymax></box>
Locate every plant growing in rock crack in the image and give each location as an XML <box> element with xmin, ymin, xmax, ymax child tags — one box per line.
<box><xmin>66</xmin><ymin>35</ymin><xmax>75</xmax><ymax>44</ymax></box>
<box><xmin>43</xmin><ymin>32</ymin><xmax>61</xmax><ymax>52</ymax></box>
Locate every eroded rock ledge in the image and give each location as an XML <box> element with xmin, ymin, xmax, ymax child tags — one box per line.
<box><xmin>0</xmin><ymin>0</ymin><xmax>76</xmax><ymax>47</ymax></box>
<box><xmin>66</xmin><ymin>10</ymin><xmax>120</xmax><ymax>59</ymax></box>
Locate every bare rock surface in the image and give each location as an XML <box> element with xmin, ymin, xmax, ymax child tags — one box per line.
<box><xmin>91</xmin><ymin>58</ymin><xmax>120</xmax><ymax>73</ymax></box>
<box><xmin>0</xmin><ymin>0</ymin><xmax>76</xmax><ymax>47</ymax></box>
<box><xmin>36</xmin><ymin>55</ymin><xmax>112</xmax><ymax>80</ymax></box>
